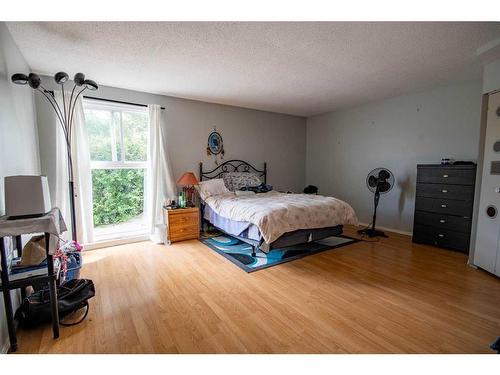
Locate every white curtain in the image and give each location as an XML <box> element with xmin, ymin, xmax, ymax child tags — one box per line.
<box><xmin>147</xmin><ymin>104</ymin><xmax>177</xmax><ymax>243</ymax></box>
<box><xmin>54</xmin><ymin>91</ymin><xmax>94</xmax><ymax>244</ymax></box>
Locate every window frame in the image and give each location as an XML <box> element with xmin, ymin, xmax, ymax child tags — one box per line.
<box><xmin>83</xmin><ymin>99</ymin><xmax>150</xmax><ymax>167</ymax></box>
<box><xmin>82</xmin><ymin>98</ymin><xmax>150</xmax><ymax>238</ymax></box>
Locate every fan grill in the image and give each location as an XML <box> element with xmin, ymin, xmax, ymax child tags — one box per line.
<box><xmin>366</xmin><ymin>168</ymin><xmax>395</xmax><ymax>194</ymax></box>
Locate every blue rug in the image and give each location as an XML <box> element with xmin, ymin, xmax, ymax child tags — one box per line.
<box><xmin>200</xmin><ymin>233</ymin><xmax>358</xmax><ymax>272</ymax></box>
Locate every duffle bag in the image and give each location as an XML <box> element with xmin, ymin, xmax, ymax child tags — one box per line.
<box><xmin>15</xmin><ymin>278</ymin><xmax>95</xmax><ymax>327</ymax></box>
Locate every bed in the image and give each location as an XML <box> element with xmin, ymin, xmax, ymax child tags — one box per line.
<box><xmin>198</xmin><ymin>160</ymin><xmax>358</xmax><ymax>256</ymax></box>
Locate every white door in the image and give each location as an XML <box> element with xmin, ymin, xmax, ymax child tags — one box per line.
<box><xmin>474</xmin><ymin>91</ymin><xmax>500</xmax><ymax>275</ymax></box>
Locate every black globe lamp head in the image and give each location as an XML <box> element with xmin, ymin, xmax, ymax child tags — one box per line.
<box><xmin>83</xmin><ymin>79</ymin><xmax>98</xmax><ymax>91</ymax></box>
<box><xmin>54</xmin><ymin>71</ymin><xmax>69</xmax><ymax>84</ymax></box>
<box><xmin>11</xmin><ymin>73</ymin><xmax>29</xmax><ymax>85</ymax></box>
<box><xmin>74</xmin><ymin>72</ymin><xmax>85</xmax><ymax>86</ymax></box>
<box><xmin>28</xmin><ymin>73</ymin><xmax>41</xmax><ymax>89</ymax></box>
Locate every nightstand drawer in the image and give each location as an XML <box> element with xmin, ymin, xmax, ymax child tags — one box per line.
<box><xmin>169</xmin><ymin>211</ymin><xmax>199</xmax><ymax>227</ymax></box>
<box><xmin>170</xmin><ymin>224</ymin><xmax>199</xmax><ymax>242</ymax></box>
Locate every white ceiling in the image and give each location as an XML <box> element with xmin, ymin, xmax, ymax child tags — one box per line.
<box><xmin>7</xmin><ymin>22</ymin><xmax>500</xmax><ymax>117</ymax></box>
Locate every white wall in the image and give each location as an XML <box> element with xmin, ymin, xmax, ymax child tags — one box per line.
<box><xmin>0</xmin><ymin>25</ymin><xmax>40</xmax><ymax>212</ymax></box>
<box><xmin>306</xmin><ymin>80</ymin><xmax>482</xmax><ymax>234</ymax></box>
<box><xmin>469</xmin><ymin>56</ymin><xmax>500</xmax><ymax>267</ymax></box>
<box><xmin>483</xmin><ymin>59</ymin><xmax>500</xmax><ymax>94</ymax></box>
<box><xmin>0</xmin><ymin>23</ymin><xmax>40</xmax><ymax>353</ymax></box>
<box><xmin>36</xmin><ymin>79</ymin><xmax>307</xmax><ymax>210</ymax></box>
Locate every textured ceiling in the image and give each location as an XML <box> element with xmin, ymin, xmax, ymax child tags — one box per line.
<box><xmin>7</xmin><ymin>22</ymin><xmax>500</xmax><ymax>117</ymax></box>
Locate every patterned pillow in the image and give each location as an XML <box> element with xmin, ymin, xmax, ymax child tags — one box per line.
<box><xmin>222</xmin><ymin>172</ymin><xmax>262</xmax><ymax>191</ymax></box>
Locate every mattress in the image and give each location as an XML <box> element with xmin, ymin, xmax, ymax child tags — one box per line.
<box><xmin>203</xmin><ymin>191</ymin><xmax>358</xmax><ymax>244</ymax></box>
<box><xmin>203</xmin><ymin>204</ymin><xmax>261</xmax><ymax>241</ymax></box>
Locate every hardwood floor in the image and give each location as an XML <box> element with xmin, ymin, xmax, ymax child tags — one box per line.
<box><xmin>14</xmin><ymin>226</ymin><xmax>500</xmax><ymax>354</ymax></box>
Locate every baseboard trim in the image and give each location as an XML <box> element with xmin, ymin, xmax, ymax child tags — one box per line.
<box><xmin>1</xmin><ymin>335</ymin><xmax>9</xmax><ymax>354</ymax></box>
<box><xmin>357</xmin><ymin>222</ymin><xmax>412</xmax><ymax>237</ymax></box>
<box><xmin>84</xmin><ymin>235</ymin><xmax>149</xmax><ymax>251</ymax></box>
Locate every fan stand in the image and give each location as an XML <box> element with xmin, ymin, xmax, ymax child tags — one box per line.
<box><xmin>358</xmin><ymin>185</ymin><xmax>388</xmax><ymax>238</ymax></box>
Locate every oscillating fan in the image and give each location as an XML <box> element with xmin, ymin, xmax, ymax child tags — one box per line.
<box><xmin>358</xmin><ymin>167</ymin><xmax>395</xmax><ymax>238</ymax></box>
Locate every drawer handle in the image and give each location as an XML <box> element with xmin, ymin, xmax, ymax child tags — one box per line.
<box><xmin>439</xmin><ymin>219</ymin><xmax>446</xmax><ymax>223</ymax></box>
<box><xmin>443</xmin><ymin>174</ymin><xmax>449</xmax><ymax>178</ymax></box>
<box><xmin>438</xmin><ymin>234</ymin><xmax>445</xmax><ymax>238</ymax></box>
<box><xmin>441</xmin><ymin>204</ymin><xmax>447</xmax><ymax>208</ymax></box>
<box><xmin>441</xmin><ymin>189</ymin><xmax>448</xmax><ymax>193</ymax></box>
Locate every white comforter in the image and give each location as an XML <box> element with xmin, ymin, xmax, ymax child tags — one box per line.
<box><xmin>204</xmin><ymin>191</ymin><xmax>358</xmax><ymax>244</ymax></box>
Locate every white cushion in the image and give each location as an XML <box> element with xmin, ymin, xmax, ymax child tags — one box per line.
<box><xmin>197</xmin><ymin>179</ymin><xmax>231</xmax><ymax>201</ymax></box>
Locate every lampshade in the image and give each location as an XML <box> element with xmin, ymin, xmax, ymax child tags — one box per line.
<box><xmin>177</xmin><ymin>172</ymin><xmax>199</xmax><ymax>186</ymax></box>
<box><xmin>54</xmin><ymin>71</ymin><xmax>69</xmax><ymax>84</ymax></box>
<box><xmin>28</xmin><ymin>73</ymin><xmax>41</xmax><ymax>89</ymax></box>
<box><xmin>11</xmin><ymin>73</ymin><xmax>29</xmax><ymax>85</ymax></box>
<box><xmin>74</xmin><ymin>72</ymin><xmax>85</xmax><ymax>86</ymax></box>
<box><xmin>83</xmin><ymin>79</ymin><xmax>98</xmax><ymax>90</ymax></box>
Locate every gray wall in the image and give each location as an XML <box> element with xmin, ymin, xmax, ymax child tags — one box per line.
<box><xmin>306</xmin><ymin>80</ymin><xmax>482</xmax><ymax>233</ymax></box>
<box><xmin>36</xmin><ymin>80</ymin><xmax>307</xmax><ymax>207</ymax></box>
<box><xmin>0</xmin><ymin>23</ymin><xmax>40</xmax><ymax>353</ymax></box>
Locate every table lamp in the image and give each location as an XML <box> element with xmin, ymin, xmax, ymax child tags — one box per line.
<box><xmin>177</xmin><ymin>172</ymin><xmax>199</xmax><ymax>207</ymax></box>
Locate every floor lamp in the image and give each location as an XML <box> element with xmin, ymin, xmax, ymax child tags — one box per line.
<box><xmin>11</xmin><ymin>72</ymin><xmax>99</xmax><ymax>242</ymax></box>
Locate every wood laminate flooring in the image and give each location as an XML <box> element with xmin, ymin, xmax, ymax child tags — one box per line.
<box><xmin>14</xmin><ymin>226</ymin><xmax>500</xmax><ymax>353</ymax></box>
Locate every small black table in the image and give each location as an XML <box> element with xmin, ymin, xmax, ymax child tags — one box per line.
<box><xmin>0</xmin><ymin>208</ymin><xmax>66</xmax><ymax>352</ymax></box>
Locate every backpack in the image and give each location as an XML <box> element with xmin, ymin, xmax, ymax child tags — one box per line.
<box><xmin>15</xmin><ymin>279</ymin><xmax>95</xmax><ymax>327</ymax></box>
<box><xmin>303</xmin><ymin>185</ymin><xmax>318</xmax><ymax>194</ymax></box>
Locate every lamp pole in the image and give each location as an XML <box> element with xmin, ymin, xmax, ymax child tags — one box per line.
<box><xmin>11</xmin><ymin>72</ymin><xmax>99</xmax><ymax>242</ymax></box>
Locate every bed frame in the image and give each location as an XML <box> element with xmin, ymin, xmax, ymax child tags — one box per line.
<box><xmin>198</xmin><ymin>160</ymin><xmax>343</xmax><ymax>257</ymax></box>
<box><xmin>199</xmin><ymin>159</ymin><xmax>267</xmax><ymax>184</ymax></box>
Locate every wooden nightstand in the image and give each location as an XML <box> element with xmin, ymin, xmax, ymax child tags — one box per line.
<box><xmin>164</xmin><ymin>207</ymin><xmax>200</xmax><ymax>244</ymax></box>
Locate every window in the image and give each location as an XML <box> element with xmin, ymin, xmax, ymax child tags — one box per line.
<box><xmin>83</xmin><ymin>99</ymin><xmax>150</xmax><ymax>241</ymax></box>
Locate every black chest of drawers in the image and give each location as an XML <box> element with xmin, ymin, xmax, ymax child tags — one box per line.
<box><xmin>412</xmin><ymin>164</ymin><xmax>476</xmax><ymax>254</ymax></box>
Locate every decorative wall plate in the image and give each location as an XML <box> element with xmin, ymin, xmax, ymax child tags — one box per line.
<box><xmin>208</xmin><ymin>131</ymin><xmax>223</xmax><ymax>155</ymax></box>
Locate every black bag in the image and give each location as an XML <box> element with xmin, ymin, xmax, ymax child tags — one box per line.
<box><xmin>303</xmin><ymin>185</ymin><xmax>318</xmax><ymax>194</ymax></box>
<box><xmin>15</xmin><ymin>279</ymin><xmax>95</xmax><ymax>327</ymax></box>
<box><xmin>241</xmin><ymin>183</ymin><xmax>273</xmax><ymax>193</ymax></box>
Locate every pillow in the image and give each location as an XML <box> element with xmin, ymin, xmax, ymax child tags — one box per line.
<box><xmin>234</xmin><ymin>190</ymin><xmax>256</xmax><ymax>197</ymax></box>
<box><xmin>222</xmin><ymin>172</ymin><xmax>262</xmax><ymax>191</ymax></box>
<box><xmin>197</xmin><ymin>179</ymin><xmax>230</xmax><ymax>201</ymax></box>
